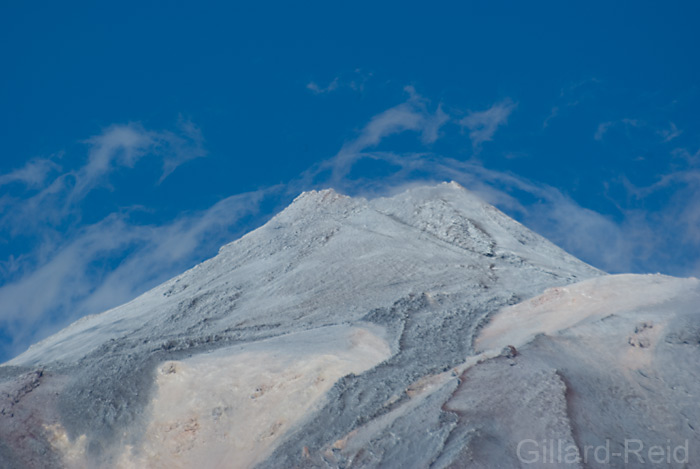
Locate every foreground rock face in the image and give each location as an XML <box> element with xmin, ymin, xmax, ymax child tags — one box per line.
<box><xmin>1</xmin><ymin>182</ymin><xmax>698</xmax><ymax>468</ymax></box>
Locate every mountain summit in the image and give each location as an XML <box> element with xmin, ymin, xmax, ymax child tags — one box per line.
<box><xmin>1</xmin><ymin>182</ymin><xmax>698</xmax><ymax>468</ymax></box>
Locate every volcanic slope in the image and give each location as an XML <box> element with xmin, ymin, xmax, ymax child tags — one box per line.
<box><xmin>4</xmin><ymin>182</ymin><xmax>695</xmax><ymax>468</ymax></box>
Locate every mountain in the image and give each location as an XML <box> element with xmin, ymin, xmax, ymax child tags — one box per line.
<box><xmin>1</xmin><ymin>182</ymin><xmax>698</xmax><ymax>468</ymax></box>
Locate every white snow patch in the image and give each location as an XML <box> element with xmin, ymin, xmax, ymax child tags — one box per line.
<box><xmin>476</xmin><ymin>274</ymin><xmax>699</xmax><ymax>354</ymax></box>
<box><xmin>116</xmin><ymin>324</ymin><xmax>391</xmax><ymax>469</ymax></box>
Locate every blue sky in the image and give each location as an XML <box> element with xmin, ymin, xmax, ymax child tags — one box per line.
<box><xmin>1</xmin><ymin>1</ymin><xmax>700</xmax><ymax>361</ymax></box>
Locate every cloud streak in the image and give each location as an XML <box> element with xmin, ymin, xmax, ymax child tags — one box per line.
<box><xmin>306</xmin><ymin>69</ymin><xmax>373</xmax><ymax>95</ymax></box>
<box><xmin>327</xmin><ymin>86</ymin><xmax>448</xmax><ymax>183</ymax></box>
<box><xmin>595</xmin><ymin>118</ymin><xmax>682</xmax><ymax>145</ymax></box>
<box><xmin>0</xmin><ymin>158</ymin><xmax>61</xmax><ymax>189</ymax></box>
<box><xmin>307</xmin><ymin>78</ymin><xmax>339</xmax><ymax>94</ymax></box>
<box><xmin>0</xmin><ymin>121</ymin><xmax>206</xmax><ymax>238</ymax></box>
<box><xmin>658</xmin><ymin>122</ymin><xmax>682</xmax><ymax>142</ymax></box>
<box><xmin>459</xmin><ymin>99</ymin><xmax>517</xmax><ymax>149</ymax></box>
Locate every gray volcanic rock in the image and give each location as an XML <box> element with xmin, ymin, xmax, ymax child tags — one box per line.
<box><xmin>1</xmin><ymin>182</ymin><xmax>697</xmax><ymax>468</ymax></box>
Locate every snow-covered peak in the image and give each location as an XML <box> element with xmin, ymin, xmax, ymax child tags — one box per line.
<box><xmin>291</xmin><ymin>187</ymin><xmax>347</xmax><ymax>203</ymax></box>
<box><xmin>1</xmin><ymin>181</ymin><xmax>637</xmax><ymax>469</ymax></box>
<box><xmin>8</xmin><ymin>182</ymin><xmax>600</xmax><ymax>369</ymax></box>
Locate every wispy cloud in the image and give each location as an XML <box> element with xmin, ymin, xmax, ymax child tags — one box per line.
<box><xmin>542</xmin><ymin>77</ymin><xmax>601</xmax><ymax>129</ymax></box>
<box><xmin>307</xmin><ymin>77</ymin><xmax>340</xmax><ymax>95</ymax></box>
<box><xmin>673</xmin><ymin>147</ymin><xmax>700</xmax><ymax>165</ymax></box>
<box><xmin>0</xmin><ymin>158</ymin><xmax>61</xmax><ymax>189</ymax></box>
<box><xmin>594</xmin><ymin>121</ymin><xmax>614</xmax><ymax>141</ymax></box>
<box><xmin>0</xmin><ymin>122</ymin><xmax>206</xmax><ymax>239</ymax></box>
<box><xmin>327</xmin><ymin>86</ymin><xmax>448</xmax><ymax>182</ymax></box>
<box><xmin>542</xmin><ymin>106</ymin><xmax>559</xmax><ymax>129</ymax></box>
<box><xmin>594</xmin><ymin>118</ymin><xmax>640</xmax><ymax>141</ymax></box>
<box><xmin>658</xmin><ymin>121</ymin><xmax>682</xmax><ymax>142</ymax></box>
<box><xmin>458</xmin><ymin>99</ymin><xmax>517</xmax><ymax>149</ymax></box>
<box><xmin>77</xmin><ymin>119</ymin><xmax>206</xmax><ymax>193</ymax></box>
<box><xmin>73</xmin><ymin>124</ymin><xmax>155</xmax><ymax>200</ymax></box>
<box><xmin>595</xmin><ymin>118</ymin><xmax>682</xmax><ymax>145</ymax></box>
<box><xmin>307</xmin><ymin>69</ymin><xmax>374</xmax><ymax>95</ymax></box>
